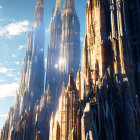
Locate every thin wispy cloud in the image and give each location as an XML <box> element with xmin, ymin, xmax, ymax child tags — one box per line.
<box><xmin>0</xmin><ymin>67</ymin><xmax>15</xmax><ymax>74</ymax></box>
<box><xmin>0</xmin><ymin>18</ymin><xmax>15</xmax><ymax>22</ymax></box>
<box><xmin>0</xmin><ymin>83</ymin><xmax>18</xmax><ymax>99</ymax></box>
<box><xmin>0</xmin><ymin>20</ymin><xmax>29</xmax><ymax>37</ymax></box>
<box><xmin>12</xmin><ymin>54</ymin><xmax>16</xmax><ymax>58</ymax></box>
<box><xmin>14</xmin><ymin>61</ymin><xmax>20</xmax><ymax>65</ymax></box>
<box><xmin>14</xmin><ymin>77</ymin><xmax>19</xmax><ymax>81</ymax></box>
<box><xmin>0</xmin><ymin>79</ymin><xmax>4</xmax><ymax>82</ymax></box>
<box><xmin>0</xmin><ymin>67</ymin><xmax>8</xmax><ymax>73</ymax></box>
<box><xmin>0</xmin><ymin>5</ymin><xmax>2</xmax><ymax>9</ymax></box>
<box><xmin>0</xmin><ymin>114</ymin><xmax>8</xmax><ymax>118</ymax></box>
<box><xmin>18</xmin><ymin>45</ymin><xmax>26</xmax><ymax>50</ymax></box>
<box><xmin>6</xmin><ymin>73</ymin><xmax>14</xmax><ymax>78</ymax></box>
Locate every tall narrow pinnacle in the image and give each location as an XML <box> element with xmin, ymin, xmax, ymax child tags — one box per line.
<box><xmin>56</xmin><ymin>0</ymin><xmax>61</xmax><ymax>8</ymax></box>
<box><xmin>34</xmin><ymin>0</ymin><xmax>44</xmax><ymax>25</ymax></box>
<box><xmin>17</xmin><ymin>0</ymin><xmax>45</xmax><ymax>114</ymax></box>
<box><xmin>65</xmin><ymin>0</ymin><xmax>75</xmax><ymax>10</ymax></box>
<box><xmin>36</xmin><ymin>0</ymin><xmax>44</xmax><ymax>7</ymax></box>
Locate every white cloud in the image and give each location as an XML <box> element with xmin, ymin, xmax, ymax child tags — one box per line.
<box><xmin>0</xmin><ymin>5</ymin><xmax>2</xmax><ymax>9</ymax></box>
<box><xmin>6</xmin><ymin>73</ymin><xmax>14</xmax><ymax>78</ymax></box>
<box><xmin>0</xmin><ymin>18</ymin><xmax>4</xmax><ymax>22</ymax></box>
<box><xmin>0</xmin><ymin>18</ymin><xmax>15</xmax><ymax>22</ymax></box>
<box><xmin>0</xmin><ymin>67</ymin><xmax>8</xmax><ymax>73</ymax></box>
<box><xmin>14</xmin><ymin>61</ymin><xmax>20</xmax><ymax>65</ymax></box>
<box><xmin>12</xmin><ymin>54</ymin><xmax>16</xmax><ymax>58</ymax></box>
<box><xmin>18</xmin><ymin>45</ymin><xmax>26</xmax><ymax>50</ymax></box>
<box><xmin>0</xmin><ymin>83</ymin><xmax>18</xmax><ymax>99</ymax></box>
<box><xmin>0</xmin><ymin>114</ymin><xmax>8</xmax><ymax>118</ymax></box>
<box><xmin>0</xmin><ymin>20</ymin><xmax>29</xmax><ymax>37</ymax></box>
<box><xmin>0</xmin><ymin>79</ymin><xmax>4</xmax><ymax>82</ymax></box>
<box><xmin>0</xmin><ymin>67</ymin><xmax>15</xmax><ymax>74</ymax></box>
<box><xmin>14</xmin><ymin>77</ymin><xmax>19</xmax><ymax>81</ymax></box>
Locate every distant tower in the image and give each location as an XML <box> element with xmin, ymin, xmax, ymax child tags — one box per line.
<box><xmin>34</xmin><ymin>0</ymin><xmax>44</xmax><ymax>25</ymax></box>
<box><xmin>65</xmin><ymin>0</ymin><xmax>75</xmax><ymax>9</ymax></box>
<box><xmin>19</xmin><ymin>0</ymin><xmax>45</xmax><ymax>114</ymax></box>
<box><xmin>59</xmin><ymin>0</ymin><xmax>80</xmax><ymax>85</ymax></box>
<box><xmin>46</xmin><ymin>0</ymin><xmax>80</xmax><ymax>111</ymax></box>
<box><xmin>45</xmin><ymin>0</ymin><xmax>62</xmax><ymax>111</ymax></box>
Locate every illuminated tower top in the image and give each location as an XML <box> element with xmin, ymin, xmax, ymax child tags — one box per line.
<box><xmin>36</xmin><ymin>0</ymin><xmax>44</xmax><ymax>7</ymax></box>
<box><xmin>34</xmin><ymin>0</ymin><xmax>44</xmax><ymax>25</ymax></box>
<box><xmin>56</xmin><ymin>0</ymin><xmax>61</xmax><ymax>8</ymax></box>
<box><xmin>65</xmin><ymin>0</ymin><xmax>75</xmax><ymax>10</ymax></box>
<box><xmin>53</xmin><ymin>0</ymin><xmax>61</xmax><ymax>17</ymax></box>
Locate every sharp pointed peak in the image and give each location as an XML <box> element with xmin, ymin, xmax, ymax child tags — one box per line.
<box><xmin>36</xmin><ymin>0</ymin><xmax>44</xmax><ymax>7</ymax></box>
<box><xmin>62</xmin><ymin>82</ymin><xmax>65</xmax><ymax>88</ymax></box>
<box><xmin>34</xmin><ymin>0</ymin><xmax>44</xmax><ymax>25</ymax></box>
<box><xmin>61</xmin><ymin>82</ymin><xmax>66</xmax><ymax>95</ymax></box>
<box><xmin>62</xmin><ymin>82</ymin><xmax>66</xmax><ymax>90</ymax></box>
<box><xmin>52</xmin><ymin>0</ymin><xmax>61</xmax><ymax>17</ymax></box>
<box><xmin>68</xmin><ymin>72</ymin><xmax>74</xmax><ymax>85</ymax></box>
<box><xmin>56</xmin><ymin>0</ymin><xmax>61</xmax><ymax>8</ymax></box>
<box><xmin>65</xmin><ymin>0</ymin><xmax>75</xmax><ymax>10</ymax></box>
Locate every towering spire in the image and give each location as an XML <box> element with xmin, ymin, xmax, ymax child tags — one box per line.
<box><xmin>18</xmin><ymin>0</ymin><xmax>45</xmax><ymax>114</ymax></box>
<box><xmin>36</xmin><ymin>0</ymin><xmax>44</xmax><ymax>7</ymax></box>
<box><xmin>65</xmin><ymin>0</ymin><xmax>75</xmax><ymax>10</ymax></box>
<box><xmin>34</xmin><ymin>0</ymin><xmax>44</xmax><ymax>25</ymax></box>
<box><xmin>53</xmin><ymin>0</ymin><xmax>61</xmax><ymax>17</ymax></box>
<box><xmin>61</xmin><ymin>82</ymin><xmax>66</xmax><ymax>96</ymax></box>
<box><xmin>56</xmin><ymin>0</ymin><xmax>61</xmax><ymax>8</ymax></box>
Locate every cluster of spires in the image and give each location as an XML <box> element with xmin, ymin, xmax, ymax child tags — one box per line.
<box><xmin>0</xmin><ymin>0</ymin><xmax>140</xmax><ymax>140</ymax></box>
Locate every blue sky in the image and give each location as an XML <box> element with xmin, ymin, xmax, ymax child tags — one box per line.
<box><xmin>0</xmin><ymin>0</ymin><xmax>86</xmax><ymax>129</ymax></box>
